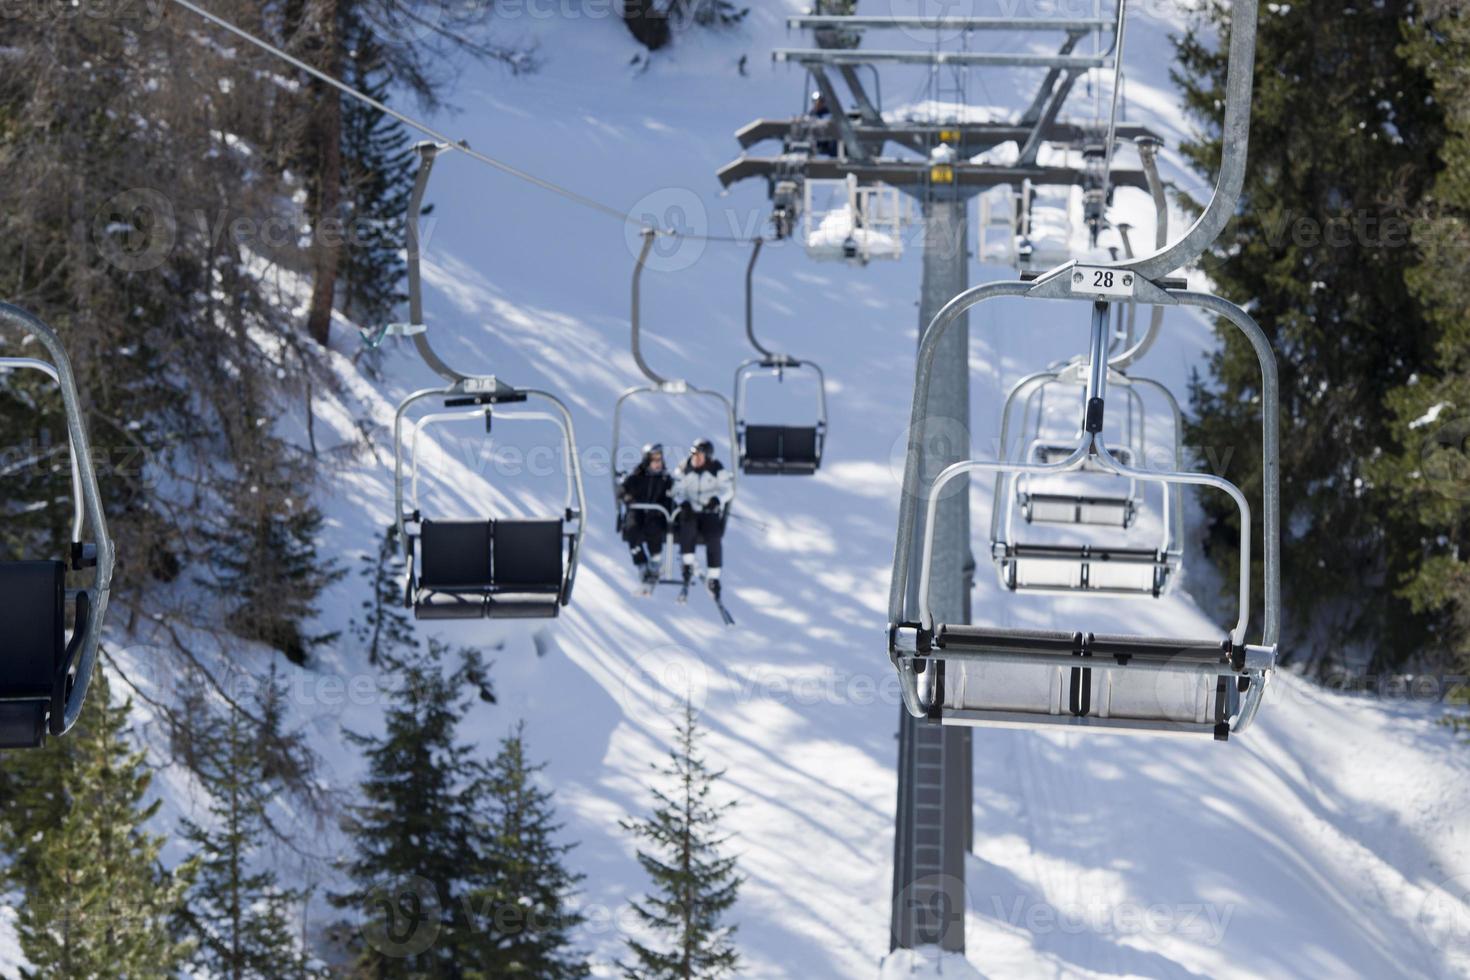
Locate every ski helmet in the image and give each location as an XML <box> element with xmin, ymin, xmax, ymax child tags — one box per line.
<box><xmin>691</xmin><ymin>438</ymin><xmax>715</xmax><ymax>457</ymax></box>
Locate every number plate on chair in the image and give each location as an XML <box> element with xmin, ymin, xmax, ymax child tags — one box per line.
<box><xmin>1071</xmin><ymin>266</ymin><xmax>1135</xmax><ymax>298</ymax></box>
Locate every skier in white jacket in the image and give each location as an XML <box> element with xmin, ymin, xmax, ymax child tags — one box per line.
<box><xmin>674</xmin><ymin>438</ymin><xmax>735</xmax><ymax>596</ymax></box>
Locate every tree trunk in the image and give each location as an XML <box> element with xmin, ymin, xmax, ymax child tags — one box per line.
<box><xmin>305</xmin><ymin>0</ymin><xmax>342</xmax><ymax>347</ymax></box>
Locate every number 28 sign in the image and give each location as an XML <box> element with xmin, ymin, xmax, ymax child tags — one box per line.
<box><xmin>1070</xmin><ymin>265</ymin><xmax>1135</xmax><ymax>299</ymax></box>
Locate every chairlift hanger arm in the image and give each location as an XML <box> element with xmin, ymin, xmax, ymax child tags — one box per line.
<box><xmin>629</xmin><ymin>228</ymin><xmax>672</xmax><ymax>387</ymax></box>
<box><xmin>742</xmin><ymin>238</ymin><xmax>802</xmax><ymax>366</ymax></box>
<box><xmin>1110</xmin><ymin>0</ymin><xmax>1258</xmax><ymax>278</ymax></box>
<box><xmin>402</xmin><ymin>141</ymin><xmax>524</xmax><ymax>393</ymax></box>
<box><xmin>0</xmin><ymin>303</ymin><xmax>114</xmax><ymax>738</ymax></box>
<box><xmin>1108</xmin><ymin>138</ymin><xmax>1168</xmax><ymax>369</ymax></box>
<box><xmin>835</xmin><ymin>65</ymin><xmax>883</xmax><ymax>126</ymax></box>
<box><xmin>743</xmin><ymin>238</ymin><xmax>774</xmax><ymax>360</ymax></box>
<box><xmin>1019</xmin><ymin>28</ymin><xmax>1087</xmax><ymax>127</ymax></box>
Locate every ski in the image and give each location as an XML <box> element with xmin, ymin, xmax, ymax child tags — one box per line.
<box><xmin>677</xmin><ymin>583</ymin><xmax>690</xmax><ymax>604</ymax></box>
<box><xmin>712</xmin><ymin>595</ymin><xmax>735</xmax><ymax>627</ymax></box>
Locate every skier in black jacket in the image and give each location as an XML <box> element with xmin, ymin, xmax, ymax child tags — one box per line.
<box><xmin>620</xmin><ymin>443</ymin><xmax>674</xmax><ymax>584</ymax></box>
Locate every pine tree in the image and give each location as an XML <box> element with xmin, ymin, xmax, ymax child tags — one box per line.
<box><xmin>1172</xmin><ymin>0</ymin><xmax>1446</xmax><ymax>671</ymax></box>
<box><xmin>179</xmin><ymin>676</ymin><xmax>325</xmax><ymax>980</ymax></box>
<box><xmin>353</xmin><ymin>523</ymin><xmax>419</xmax><ymax>669</ymax></box>
<box><xmin>620</xmin><ymin>701</ymin><xmax>741</xmax><ymax>980</ymax></box>
<box><xmin>330</xmin><ymin>641</ymin><xmax>496</xmax><ymax>976</ymax></box>
<box><xmin>0</xmin><ymin>671</ymin><xmax>197</xmax><ymax>978</ymax></box>
<box><xmin>199</xmin><ymin>434</ymin><xmax>342</xmax><ymax>665</ymax></box>
<box><xmin>1371</xmin><ymin>0</ymin><xmax>1470</xmax><ymax>693</ymax></box>
<box><xmin>465</xmin><ymin>723</ymin><xmax>589</xmax><ymax>979</ymax></box>
<box><xmin>338</xmin><ymin>16</ymin><xmax>417</xmax><ymax>331</ymax></box>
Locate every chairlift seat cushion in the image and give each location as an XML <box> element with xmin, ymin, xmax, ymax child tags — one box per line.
<box><xmin>491</xmin><ymin>519</ymin><xmax>563</xmax><ymax>590</ymax></box>
<box><xmin>1023</xmin><ymin>493</ymin><xmax>1135</xmax><ymax>527</ymax></box>
<box><xmin>419</xmin><ymin>521</ymin><xmax>493</xmax><ymax>589</ymax></box>
<box><xmin>743</xmin><ymin>425</ymin><xmax>821</xmax><ymax>474</ymax></box>
<box><xmin>0</xmin><ymin>560</ymin><xmax>66</xmax><ymax>749</ymax></box>
<box><xmin>933</xmin><ymin>627</ymin><xmax>1231</xmax><ymax>730</ymax></box>
<box><xmin>487</xmin><ymin>595</ymin><xmax>562</xmax><ymax>619</ymax></box>
<box><xmin>415</xmin><ymin>593</ymin><xmax>489</xmax><ymax>620</ymax></box>
<box><xmin>1003</xmin><ymin>544</ymin><xmax>1168</xmax><ymax>594</ymax></box>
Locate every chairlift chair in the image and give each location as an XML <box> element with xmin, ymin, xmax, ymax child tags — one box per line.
<box><xmin>989</xmin><ymin>146</ymin><xmax>1182</xmax><ymax>595</ymax></box>
<box><xmin>887</xmin><ymin>0</ymin><xmax>1280</xmax><ymax>739</ymax></box>
<box><xmin>802</xmin><ymin>175</ymin><xmax>905</xmax><ymax>264</ymax></box>
<box><xmin>0</xmin><ymin>303</ymin><xmax>114</xmax><ymax>748</ymax></box>
<box><xmin>611</xmin><ymin>229</ymin><xmax>739</xmax><ymax>581</ymax></box>
<box><xmin>891</xmin><ymin>290</ymin><xmax>1280</xmax><ymax>740</ymax></box>
<box><xmin>384</xmin><ymin>141</ymin><xmax>588</xmax><ymax>620</ymax></box>
<box><xmin>396</xmin><ymin>387</ymin><xmax>585</xmax><ymax>620</ymax></box>
<box><xmin>733</xmin><ymin>238</ymin><xmax>829</xmax><ymax>476</ymax></box>
<box><xmin>994</xmin><ymin>362</ymin><xmax>1187</xmax><ymax>598</ymax></box>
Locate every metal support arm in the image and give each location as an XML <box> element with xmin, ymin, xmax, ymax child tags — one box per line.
<box><xmin>0</xmin><ymin>303</ymin><xmax>115</xmax><ymax>737</ymax></box>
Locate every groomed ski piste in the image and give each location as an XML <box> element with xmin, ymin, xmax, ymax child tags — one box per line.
<box><xmin>7</xmin><ymin>3</ymin><xmax>1470</xmax><ymax>978</ymax></box>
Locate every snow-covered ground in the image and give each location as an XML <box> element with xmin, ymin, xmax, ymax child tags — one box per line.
<box><xmin>12</xmin><ymin>3</ymin><xmax>1470</xmax><ymax>978</ymax></box>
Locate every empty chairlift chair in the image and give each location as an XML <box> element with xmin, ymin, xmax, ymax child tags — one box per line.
<box><xmin>888</xmin><ymin>272</ymin><xmax>1282</xmax><ymax>740</ymax></box>
<box><xmin>993</xmin><ymin>361</ymin><xmax>1186</xmax><ymax>597</ymax></box>
<box><xmin>396</xmin><ymin>389</ymin><xmax>586</xmax><ymax>620</ymax></box>
<box><xmin>377</xmin><ymin>140</ymin><xmax>588</xmax><ymax>622</ymax></box>
<box><xmin>0</xmin><ymin>303</ymin><xmax>115</xmax><ymax>748</ymax></box>
<box><xmin>733</xmin><ymin>238</ymin><xmax>829</xmax><ymax>476</ymax></box>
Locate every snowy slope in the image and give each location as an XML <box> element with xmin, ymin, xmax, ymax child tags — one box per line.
<box><xmin>36</xmin><ymin>3</ymin><xmax>1470</xmax><ymax>979</ymax></box>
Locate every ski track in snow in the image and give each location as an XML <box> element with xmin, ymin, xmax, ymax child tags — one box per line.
<box><xmin>7</xmin><ymin>4</ymin><xmax>1468</xmax><ymax>979</ymax></box>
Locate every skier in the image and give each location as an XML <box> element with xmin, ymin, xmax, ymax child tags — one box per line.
<box><xmin>620</xmin><ymin>443</ymin><xmax>674</xmax><ymax>587</ymax></box>
<box><xmin>674</xmin><ymin>438</ymin><xmax>735</xmax><ymax>599</ymax></box>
